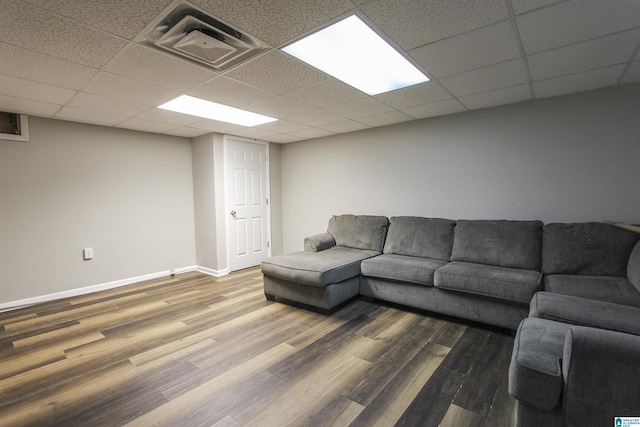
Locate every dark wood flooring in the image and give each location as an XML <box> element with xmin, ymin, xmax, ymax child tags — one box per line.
<box><xmin>0</xmin><ymin>267</ymin><xmax>516</xmax><ymax>426</ymax></box>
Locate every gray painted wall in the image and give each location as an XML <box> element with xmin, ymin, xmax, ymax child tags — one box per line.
<box><xmin>279</xmin><ymin>83</ymin><xmax>640</xmax><ymax>253</ymax></box>
<box><xmin>0</xmin><ymin>117</ymin><xmax>196</xmax><ymax>304</ymax></box>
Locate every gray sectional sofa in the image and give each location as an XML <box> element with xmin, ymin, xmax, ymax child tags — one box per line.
<box><xmin>261</xmin><ymin>214</ymin><xmax>640</xmax><ymax>426</ymax></box>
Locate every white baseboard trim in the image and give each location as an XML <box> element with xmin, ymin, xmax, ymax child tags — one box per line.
<box><xmin>0</xmin><ymin>265</ymin><xmax>199</xmax><ymax>313</ymax></box>
<box><xmin>196</xmin><ymin>266</ymin><xmax>229</xmax><ymax>277</ymax></box>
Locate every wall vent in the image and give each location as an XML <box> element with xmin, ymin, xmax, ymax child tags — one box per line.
<box><xmin>137</xmin><ymin>2</ymin><xmax>268</xmax><ymax>71</ymax></box>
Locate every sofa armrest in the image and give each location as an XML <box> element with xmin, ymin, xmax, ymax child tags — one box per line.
<box><xmin>304</xmin><ymin>233</ymin><xmax>336</xmax><ymax>252</ymax></box>
<box><xmin>562</xmin><ymin>327</ymin><xmax>640</xmax><ymax>425</ymax></box>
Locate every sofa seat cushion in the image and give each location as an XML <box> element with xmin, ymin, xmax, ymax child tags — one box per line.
<box><xmin>530</xmin><ymin>292</ymin><xmax>640</xmax><ymax>336</ymax></box>
<box><xmin>509</xmin><ymin>318</ymin><xmax>571</xmax><ymax>411</ymax></box>
<box><xmin>434</xmin><ymin>261</ymin><xmax>542</xmax><ymax>304</ymax></box>
<box><xmin>361</xmin><ymin>254</ymin><xmax>447</xmax><ymax>286</ymax></box>
<box><xmin>544</xmin><ymin>274</ymin><xmax>640</xmax><ymax>307</ymax></box>
<box><xmin>261</xmin><ymin>246</ymin><xmax>379</xmax><ymax>287</ymax></box>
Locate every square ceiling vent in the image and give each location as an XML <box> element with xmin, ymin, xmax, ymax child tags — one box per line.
<box><xmin>137</xmin><ymin>2</ymin><xmax>268</xmax><ymax>71</ymax></box>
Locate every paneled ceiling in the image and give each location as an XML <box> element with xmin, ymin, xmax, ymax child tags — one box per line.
<box><xmin>1</xmin><ymin>0</ymin><xmax>639</xmax><ymax>143</ymax></box>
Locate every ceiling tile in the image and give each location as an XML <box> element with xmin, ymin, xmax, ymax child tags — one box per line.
<box><xmin>517</xmin><ymin>0</ymin><xmax>640</xmax><ymax>54</ymax></box>
<box><xmin>189</xmin><ymin>119</ymin><xmax>243</xmax><ymax>134</ymax></box>
<box><xmin>289</xmin><ymin>110</ymin><xmax>345</xmax><ymax>127</ymax></box>
<box><xmin>245</xmin><ymin>96</ymin><xmax>316</xmax><ymax>119</ymax></box>
<box><xmin>459</xmin><ymin>84</ymin><xmax>531</xmax><ymax>109</ymax></box>
<box><xmin>103</xmin><ymin>45</ymin><xmax>217</xmax><ymax>92</ymax></box>
<box><xmin>0</xmin><ymin>42</ymin><xmax>97</xmax><ymax>90</ymax></box>
<box><xmin>82</xmin><ymin>72</ymin><xmax>179</xmax><ymax>106</ymax></box>
<box><xmin>533</xmin><ymin>65</ymin><xmax>626</xmax><ymax>98</ymax></box>
<box><xmin>0</xmin><ymin>1</ymin><xmax>128</xmax><ymax>68</ymax></box>
<box><xmin>621</xmin><ymin>61</ymin><xmax>640</xmax><ymax>84</ymax></box>
<box><xmin>267</xmin><ymin>133</ymin><xmax>303</xmax><ymax>144</ymax></box>
<box><xmin>67</xmin><ymin>92</ymin><xmax>148</xmax><ymax>117</ymax></box>
<box><xmin>527</xmin><ymin>30</ymin><xmax>640</xmax><ymax>81</ymax></box>
<box><xmin>511</xmin><ymin>0</ymin><xmax>562</xmax><ymax>14</ymax></box>
<box><xmin>318</xmin><ymin>120</ymin><xmax>370</xmax><ymax>133</ymax></box>
<box><xmin>325</xmin><ymin>98</ymin><xmax>395</xmax><ymax>120</ymax></box>
<box><xmin>374</xmin><ymin>82</ymin><xmax>452</xmax><ymax>109</ymax></box>
<box><xmin>54</xmin><ymin>106</ymin><xmax>128</xmax><ymax>127</ymax></box>
<box><xmin>402</xmin><ymin>99</ymin><xmax>467</xmax><ymax>119</ymax></box>
<box><xmin>191</xmin><ymin>0</ymin><xmax>355</xmax><ymax>46</ymax></box>
<box><xmin>0</xmin><ymin>94</ymin><xmax>60</xmax><ymax>117</ymax></box>
<box><xmin>283</xmin><ymin>78</ymin><xmax>367</xmax><ymax>109</ymax></box>
<box><xmin>165</xmin><ymin>127</ymin><xmax>212</xmax><ymax>138</ymax></box>
<box><xmin>409</xmin><ymin>21</ymin><xmax>520</xmax><ymax>78</ymax></box>
<box><xmin>356</xmin><ymin>110</ymin><xmax>414</xmax><ymax>127</ymax></box>
<box><xmin>134</xmin><ymin>108</ymin><xmax>203</xmax><ymax>126</ymax></box>
<box><xmin>230</xmin><ymin>127</ymin><xmax>280</xmax><ymax>140</ymax></box>
<box><xmin>254</xmin><ymin>119</ymin><xmax>308</xmax><ymax>133</ymax></box>
<box><xmin>361</xmin><ymin>0</ymin><xmax>508</xmax><ymax>50</ymax></box>
<box><xmin>226</xmin><ymin>51</ymin><xmax>327</xmax><ymax>94</ymax></box>
<box><xmin>289</xmin><ymin>127</ymin><xmax>335</xmax><ymax>140</ymax></box>
<box><xmin>0</xmin><ymin>75</ymin><xmax>76</xmax><ymax>105</ymax></box>
<box><xmin>22</xmin><ymin>0</ymin><xmax>171</xmax><ymax>40</ymax></box>
<box><xmin>440</xmin><ymin>59</ymin><xmax>528</xmax><ymax>97</ymax></box>
<box><xmin>188</xmin><ymin>76</ymin><xmax>274</xmax><ymax>108</ymax></box>
<box><xmin>116</xmin><ymin>118</ymin><xmax>181</xmax><ymax>133</ymax></box>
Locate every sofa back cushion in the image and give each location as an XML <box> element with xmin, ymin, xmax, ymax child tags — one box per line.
<box><xmin>451</xmin><ymin>220</ymin><xmax>543</xmax><ymax>270</ymax></box>
<box><xmin>629</xmin><ymin>240</ymin><xmax>640</xmax><ymax>292</ymax></box>
<box><xmin>383</xmin><ymin>216</ymin><xmax>456</xmax><ymax>260</ymax></box>
<box><xmin>327</xmin><ymin>214</ymin><xmax>389</xmax><ymax>252</ymax></box>
<box><xmin>542</xmin><ymin>222</ymin><xmax>640</xmax><ymax>277</ymax></box>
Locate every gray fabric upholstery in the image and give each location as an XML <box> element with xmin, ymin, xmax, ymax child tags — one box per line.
<box><xmin>508</xmin><ymin>318</ymin><xmax>571</xmax><ymax>411</ymax></box>
<box><xmin>434</xmin><ymin>261</ymin><xmax>542</xmax><ymax>304</ymax></box>
<box><xmin>514</xmin><ymin>401</ymin><xmax>561</xmax><ymax>427</ymax></box>
<box><xmin>327</xmin><ymin>214</ymin><xmax>389</xmax><ymax>252</ymax></box>
<box><xmin>542</xmin><ymin>222</ymin><xmax>640</xmax><ymax>276</ymax></box>
<box><xmin>562</xmin><ymin>327</ymin><xmax>640</xmax><ymax>426</ymax></box>
<box><xmin>451</xmin><ymin>220</ymin><xmax>543</xmax><ymax>270</ymax></box>
<box><xmin>261</xmin><ymin>246</ymin><xmax>378</xmax><ymax>287</ymax></box>
<box><xmin>628</xmin><ymin>240</ymin><xmax>640</xmax><ymax>292</ymax></box>
<box><xmin>530</xmin><ymin>292</ymin><xmax>640</xmax><ymax>336</ymax></box>
<box><xmin>263</xmin><ymin>275</ymin><xmax>359</xmax><ymax>311</ymax></box>
<box><xmin>360</xmin><ymin>276</ymin><xmax>529</xmax><ymax>329</ymax></box>
<box><xmin>361</xmin><ymin>254</ymin><xmax>447</xmax><ymax>286</ymax></box>
<box><xmin>304</xmin><ymin>232</ymin><xmax>335</xmax><ymax>252</ymax></box>
<box><xmin>543</xmin><ymin>274</ymin><xmax>640</xmax><ymax>306</ymax></box>
<box><xmin>382</xmin><ymin>216</ymin><xmax>455</xmax><ymax>260</ymax></box>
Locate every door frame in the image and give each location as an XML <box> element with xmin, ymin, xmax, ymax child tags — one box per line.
<box><xmin>223</xmin><ymin>135</ymin><xmax>272</xmax><ymax>272</ymax></box>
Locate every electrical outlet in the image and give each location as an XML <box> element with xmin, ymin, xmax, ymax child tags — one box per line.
<box><xmin>83</xmin><ymin>248</ymin><xmax>93</xmax><ymax>260</ymax></box>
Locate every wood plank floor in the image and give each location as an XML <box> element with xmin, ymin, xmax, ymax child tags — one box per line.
<box><xmin>0</xmin><ymin>267</ymin><xmax>516</xmax><ymax>426</ymax></box>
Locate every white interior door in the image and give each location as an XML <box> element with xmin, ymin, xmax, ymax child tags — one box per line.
<box><xmin>226</xmin><ymin>137</ymin><xmax>270</xmax><ymax>271</ymax></box>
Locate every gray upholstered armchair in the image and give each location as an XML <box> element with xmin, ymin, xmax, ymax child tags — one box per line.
<box><xmin>509</xmin><ymin>317</ymin><xmax>640</xmax><ymax>426</ymax></box>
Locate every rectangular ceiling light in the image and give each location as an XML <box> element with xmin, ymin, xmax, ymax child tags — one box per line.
<box><xmin>282</xmin><ymin>15</ymin><xmax>429</xmax><ymax>96</ymax></box>
<box><xmin>159</xmin><ymin>95</ymin><xmax>277</xmax><ymax>127</ymax></box>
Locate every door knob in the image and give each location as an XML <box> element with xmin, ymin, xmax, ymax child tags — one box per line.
<box><xmin>230</xmin><ymin>210</ymin><xmax>236</xmax><ymax>217</ymax></box>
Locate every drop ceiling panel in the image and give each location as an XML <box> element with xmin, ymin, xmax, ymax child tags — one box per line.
<box><xmin>103</xmin><ymin>45</ymin><xmax>217</xmax><ymax>92</ymax></box>
<box><xmin>356</xmin><ymin>110</ymin><xmax>414</xmax><ymax>127</ymax></box>
<box><xmin>527</xmin><ymin>30</ymin><xmax>640</xmax><ymax>81</ymax></box>
<box><xmin>318</xmin><ymin>120</ymin><xmax>370</xmax><ymax>134</ymax></box>
<box><xmin>374</xmin><ymin>82</ymin><xmax>452</xmax><ymax>110</ymax></box>
<box><xmin>289</xmin><ymin>110</ymin><xmax>344</xmax><ymax>127</ymax></box>
<box><xmin>533</xmin><ymin>65</ymin><xmax>626</xmax><ymax>98</ymax></box>
<box><xmin>165</xmin><ymin>127</ymin><xmax>211</xmax><ymax>138</ymax></box>
<box><xmin>0</xmin><ymin>75</ymin><xmax>76</xmax><ymax>104</ymax></box>
<box><xmin>22</xmin><ymin>0</ymin><xmax>171</xmax><ymax>40</ymax></box>
<box><xmin>402</xmin><ymin>99</ymin><xmax>467</xmax><ymax>119</ymax></box>
<box><xmin>254</xmin><ymin>119</ymin><xmax>308</xmax><ymax>134</ymax></box>
<box><xmin>459</xmin><ymin>84</ymin><xmax>531</xmax><ymax>110</ymax></box>
<box><xmin>190</xmin><ymin>0</ymin><xmax>355</xmax><ymax>46</ymax></box>
<box><xmin>361</xmin><ymin>0</ymin><xmax>508</xmax><ymax>50</ymax></box>
<box><xmin>0</xmin><ymin>1</ymin><xmax>127</xmax><ymax>68</ymax></box>
<box><xmin>517</xmin><ymin>0</ymin><xmax>640</xmax><ymax>54</ymax></box>
<box><xmin>67</xmin><ymin>93</ymin><xmax>149</xmax><ymax>117</ymax></box>
<box><xmin>225</xmin><ymin>50</ymin><xmax>327</xmax><ymax>94</ymax></box>
<box><xmin>55</xmin><ymin>106</ymin><xmax>129</xmax><ymax>127</ymax></box>
<box><xmin>409</xmin><ymin>21</ymin><xmax>520</xmax><ymax>78</ymax></box>
<box><xmin>117</xmin><ymin>117</ymin><xmax>181</xmax><ymax>133</ymax></box>
<box><xmin>511</xmin><ymin>0</ymin><xmax>562</xmax><ymax>15</ymax></box>
<box><xmin>245</xmin><ymin>96</ymin><xmax>316</xmax><ymax>119</ymax></box>
<box><xmin>0</xmin><ymin>42</ymin><xmax>97</xmax><ymax>90</ymax></box>
<box><xmin>325</xmin><ymin>98</ymin><xmax>395</xmax><ymax>120</ymax></box>
<box><xmin>440</xmin><ymin>59</ymin><xmax>528</xmax><ymax>97</ymax></box>
<box><xmin>283</xmin><ymin>78</ymin><xmax>367</xmax><ymax>109</ymax></box>
<box><xmin>134</xmin><ymin>108</ymin><xmax>203</xmax><ymax>126</ymax></box>
<box><xmin>187</xmin><ymin>76</ymin><xmax>274</xmax><ymax>108</ymax></box>
<box><xmin>82</xmin><ymin>72</ymin><xmax>180</xmax><ymax>106</ymax></box>
<box><xmin>0</xmin><ymin>94</ymin><xmax>60</xmax><ymax>117</ymax></box>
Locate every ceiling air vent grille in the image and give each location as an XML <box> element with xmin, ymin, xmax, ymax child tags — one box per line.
<box><xmin>138</xmin><ymin>2</ymin><xmax>268</xmax><ymax>71</ymax></box>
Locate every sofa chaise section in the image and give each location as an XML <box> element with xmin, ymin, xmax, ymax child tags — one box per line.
<box><xmin>261</xmin><ymin>214</ymin><xmax>389</xmax><ymax>312</ymax></box>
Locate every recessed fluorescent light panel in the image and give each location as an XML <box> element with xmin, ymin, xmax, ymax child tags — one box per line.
<box><xmin>282</xmin><ymin>15</ymin><xmax>429</xmax><ymax>96</ymax></box>
<box><xmin>158</xmin><ymin>95</ymin><xmax>277</xmax><ymax>127</ymax></box>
